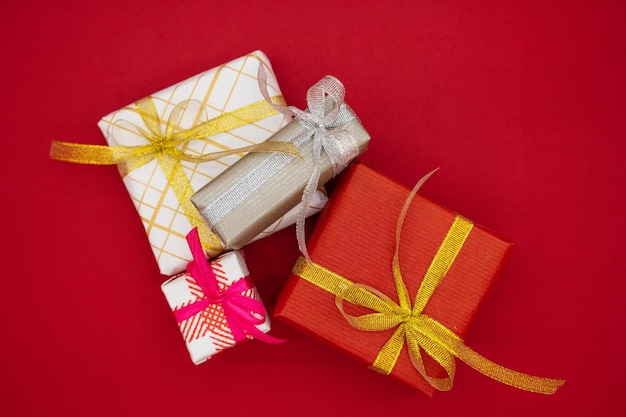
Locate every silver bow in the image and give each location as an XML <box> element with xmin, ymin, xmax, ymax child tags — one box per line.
<box><xmin>258</xmin><ymin>67</ymin><xmax>360</xmax><ymax>260</ymax></box>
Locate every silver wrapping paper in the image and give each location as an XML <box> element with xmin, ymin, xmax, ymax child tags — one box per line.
<box><xmin>191</xmin><ymin>98</ymin><xmax>370</xmax><ymax>250</ymax></box>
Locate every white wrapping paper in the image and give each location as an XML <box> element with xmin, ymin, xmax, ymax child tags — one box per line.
<box><xmin>161</xmin><ymin>250</ymin><xmax>270</xmax><ymax>365</ymax></box>
<box><xmin>97</xmin><ymin>51</ymin><xmax>327</xmax><ymax>275</ymax></box>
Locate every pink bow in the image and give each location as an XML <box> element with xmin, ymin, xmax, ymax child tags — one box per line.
<box><xmin>173</xmin><ymin>228</ymin><xmax>284</xmax><ymax>344</ymax></box>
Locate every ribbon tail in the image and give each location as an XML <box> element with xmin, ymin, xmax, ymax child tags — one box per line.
<box><xmin>240</xmin><ymin>322</ymin><xmax>285</xmax><ymax>344</ymax></box>
<box><xmin>257</xmin><ymin>66</ymin><xmax>296</xmax><ymax>117</ymax></box>
<box><xmin>392</xmin><ymin>168</ymin><xmax>440</xmax><ymax>311</ymax></box>
<box><xmin>296</xmin><ymin>161</ymin><xmax>321</xmax><ymax>261</ymax></box>
<box><xmin>50</xmin><ymin>141</ymin><xmax>133</xmax><ymax>165</ymax></box>
<box><xmin>221</xmin><ymin>284</ymin><xmax>286</xmax><ymax>345</ymax></box>
<box><xmin>452</xmin><ymin>339</ymin><xmax>565</xmax><ymax>394</ymax></box>
<box><xmin>371</xmin><ymin>325</ymin><xmax>407</xmax><ymax>375</ymax></box>
<box><xmin>426</xmin><ymin>318</ymin><xmax>565</xmax><ymax>394</ymax></box>
<box><xmin>297</xmin><ymin>132</ymin><xmax>326</xmax><ymax>261</ymax></box>
<box><xmin>223</xmin><ymin>302</ymin><xmax>285</xmax><ymax>344</ymax></box>
<box><xmin>50</xmin><ymin>141</ymin><xmax>161</xmax><ymax>177</ymax></box>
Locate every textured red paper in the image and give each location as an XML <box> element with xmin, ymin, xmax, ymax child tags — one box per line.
<box><xmin>275</xmin><ymin>162</ymin><xmax>513</xmax><ymax>395</ymax></box>
<box><xmin>5</xmin><ymin>2</ymin><xmax>625</xmax><ymax>415</ymax></box>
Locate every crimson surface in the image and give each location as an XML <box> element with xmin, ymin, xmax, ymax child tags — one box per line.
<box><xmin>2</xmin><ymin>1</ymin><xmax>624</xmax><ymax>416</ymax></box>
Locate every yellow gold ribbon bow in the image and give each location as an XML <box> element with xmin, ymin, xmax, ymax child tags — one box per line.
<box><xmin>293</xmin><ymin>171</ymin><xmax>565</xmax><ymax>394</ymax></box>
<box><xmin>50</xmin><ymin>95</ymin><xmax>300</xmax><ymax>252</ymax></box>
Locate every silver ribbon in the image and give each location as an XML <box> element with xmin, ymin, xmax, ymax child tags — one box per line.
<box><xmin>258</xmin><ymin>67</ymin><xmax>360</xmax><ymax>260</ymax></box>
<box><xmin>201</xmin><ymin>67</ymin><xmax>359</xmax><ymax>259</ymax></box>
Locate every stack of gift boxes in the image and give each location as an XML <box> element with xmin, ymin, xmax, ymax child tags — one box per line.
<box><xmin>51</xmin><ymin>51</ymin><xmax>564</xmax><ymax>396</ymax></box>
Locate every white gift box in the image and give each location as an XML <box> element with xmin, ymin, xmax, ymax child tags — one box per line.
<box><xmin>161</xmin><ymin>250</ymin><xmax>270</xmax><ymax>365</ymax></box>
<box><xmin>97</xmin><ymin>50</ymin><xmax>327</xmax><ymax>275</ymax></box>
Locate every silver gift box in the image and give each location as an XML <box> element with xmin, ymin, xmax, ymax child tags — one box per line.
<box><xmin>191</xmin><ymin>89</ymin><xmax>370</xmax><ymax>250</ymax></box>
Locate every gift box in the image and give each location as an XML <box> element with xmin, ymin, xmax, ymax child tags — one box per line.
<box><xmin>161</xmin><ymin>229</ymin><xmax>276</xmax><ymax>364</ymax></box>
<box><xmin>191</xmin><ymin>73</ymin><xmax>370</xmax><ymax>251</ymax></box>
<box><xmin>274</xmin><ymin>162</ymin><xmax>564</xmax><ymax>395</ymax></box>
<box><xmin>51</xmin><ymin>50</ymin><xmax>327</xmax><ymax>275</ymax></box>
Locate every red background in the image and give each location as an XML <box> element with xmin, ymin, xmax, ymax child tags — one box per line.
<box><xmin>2</xmin><ymin>1</ymin><xmax>624</xmax><ymax>416</ymax></box>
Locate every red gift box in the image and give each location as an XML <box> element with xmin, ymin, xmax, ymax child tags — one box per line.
<box><xmin>275</xmin><ymin>161</ymin><xmax>563</xmax><ymax>395</ymax></box>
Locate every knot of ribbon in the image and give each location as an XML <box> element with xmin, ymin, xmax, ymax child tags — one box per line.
<box><xmin>293</xmin><ymin>170</ymin><xmax>565</xmax><ymax>394</ymax></box>
<box><xmin>258</xmin><ymin>66</ymin><xmax>360</xmax><ymax>260</ymax></box>
<box><xmin>173</xmin><ymin>227</ymin><xmax>284</xmax><ymax>345</ymax></box>
<box><xmin>50</xmin><ymin>94</ymin><xmax>300</xmax><ymax>252</ymax></box>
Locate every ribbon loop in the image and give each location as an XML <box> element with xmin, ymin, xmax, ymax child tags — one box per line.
<box><xmin>258</xmin><ymin>66</ymin><xmax>360</xmax><ymax>261</ymax></box>
<box><xmin>296</xmin><ymin>76</ymin><xmax>359</xmax><ymax>175</ymax></box>
<box><xmin>174</xmin><ymin>228</ymin><xmax>284</xmax><ymax>345</ymax></box>
<box><xmin>335</xmin><ymin>283</ymin><xmax>408</xmax><ymax>331</ymax></box>
<box><xmin>306</xmin><ymin>74</ymin><xmax>345</xmax><ymax>122</ymax></box>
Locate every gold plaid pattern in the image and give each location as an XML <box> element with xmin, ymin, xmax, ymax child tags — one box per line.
<box><xmin>97</xmin><ymin>51</ymin><xmax>315</xmax><ymax>275</ymax></box>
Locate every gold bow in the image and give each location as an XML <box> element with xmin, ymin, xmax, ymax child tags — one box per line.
<box><xmin>293</xmin><ymin>175</ymin><xmax>565</xmax><ymax>394</ymax></box>
<box><xmin>50</xmin><ymin>96</ymin><xmax>300</xmax><ymax>252</ymax></box>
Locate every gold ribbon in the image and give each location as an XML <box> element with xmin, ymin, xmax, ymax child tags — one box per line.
<box><xmin>50</xmin><ymin>96</ymin><xmax>300</xmax><ymax>252</ymax></box>
<box><xmin>292</xmin><ymin>176</ymin><xmax>565</xmax><ymax>394</ymax></box>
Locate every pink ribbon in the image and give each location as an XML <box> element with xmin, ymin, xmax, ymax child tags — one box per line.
<box><xmin>173</xmin><ymin>227</ymin><xmax>284</xmax><ymax>344</ymax></box>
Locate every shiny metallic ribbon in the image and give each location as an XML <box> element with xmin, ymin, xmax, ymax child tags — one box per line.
<box><xmin>200</xmin><ymin>67</ymin><xmax>359</xmax><ymax>258</ymax></box>
<box><xmin>50</xmin><ymin>96</ymin><xmax>299</xmax><ymax>253</ymax></box>
<box><xmin>173</xmin><ymin>227</ymin><xmax>284</xmax><ymax>344</ymax></box>
<box><xmin>292</xmin><ymin>172</ymin><xmax>565</xmax><ymax>394</ymax></box>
